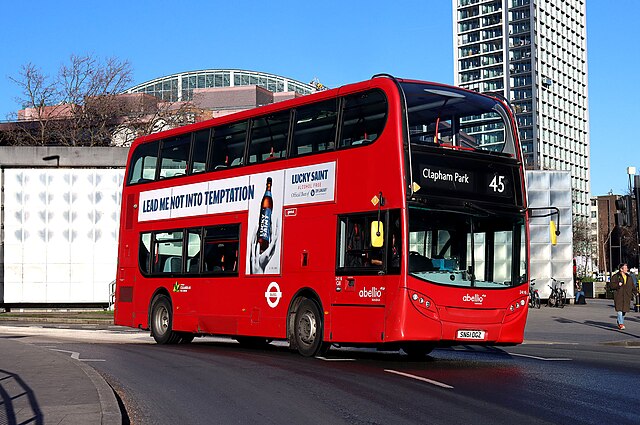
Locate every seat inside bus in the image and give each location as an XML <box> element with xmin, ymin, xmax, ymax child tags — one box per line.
<box><xmin>163</xmin><ymin>256</ymin><xmax>182</xmax><ymax>273</ymax></box>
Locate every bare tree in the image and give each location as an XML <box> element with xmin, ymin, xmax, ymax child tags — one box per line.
<box><xmin>112</xmin><ymin>99</ymin><xmax>197</xmax><ymax>147</ymax></box>
<box><xmin>573</xmin><ymin>216</ymin><xmax>597</xmax><ymax>277</ymax></box>
<box><xmin>6</xmin><ymin>63</ymin><xmax>61</xmax><ymax>145</ymax></box>
<box><xmin>6</xmin><ymin>54</ymin><xmax>133</xmax><ymax>146</ymax></box>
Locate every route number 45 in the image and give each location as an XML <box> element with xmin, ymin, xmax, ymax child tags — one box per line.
<box><xmin>489</xmin><ymin>175</ymin><xmax>505</xmax><ymax>193</ymax></box>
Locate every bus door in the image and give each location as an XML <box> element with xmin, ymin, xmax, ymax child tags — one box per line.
<box><xmin>331</xmin><ymin>211</ymin><xmax>401</xmax><ymax>343</ymax></box>
<box><xmin>194</xmin><ymin>224</ymin><xmax>242</xmax><ymax>334</ymax></box>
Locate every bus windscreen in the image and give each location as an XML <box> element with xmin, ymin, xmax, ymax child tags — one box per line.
<box><xmin>400</xmin><ymin>82</ymin><xmax>516</xmax><ymax>156</ymax></box>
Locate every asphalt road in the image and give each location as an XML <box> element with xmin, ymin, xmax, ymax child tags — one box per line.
<box><xmin>1</xmin><ymin>299</ymin><xmax>639</xmax><ymax>424</ymax></box>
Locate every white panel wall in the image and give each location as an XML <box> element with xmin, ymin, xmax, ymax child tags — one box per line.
<box><xmin>526</xmin><ymin>170</ymin><xmax>574</xmax><ymax>299</ymax></box>
<box><xmin>3</xmin><ymin>169</ymin><xmax>124</xmax><ymax>304</ymax></box>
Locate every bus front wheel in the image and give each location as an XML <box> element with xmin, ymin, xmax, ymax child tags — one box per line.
<box><xmin>150</xmin><ymin>295</ymin><xmax>180</xmax><ymax>344</ymax></box>
<box><xmin>177</xmin><ymin>332</ymin><xmax>195</xmax><ymax>344</ymax></box>
<box><xmin>294</xmin><ymin>298</ymin><xmax>329</xmax><ymax>357</ymax></box>
<box><xmin>402</xmin><ymin>343</ymin><xmax>434</xmax><ymax>360</ymax></box>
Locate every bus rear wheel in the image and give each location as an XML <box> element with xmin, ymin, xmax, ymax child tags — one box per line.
<box><xmin>150</xmin><ymin>295</ymin><xmax>180</xmax><ymax>344</ymax></box>
<box><xmin>177</xmin><ymin>332</ymin><xmax>195</xmax><ymax>344</ymax></box>
<box><xmin>294</xmin><ymin>298</ymin><xmax>329</xmax><ymax>357</ymax></box>
<box><xmin>401</xmin><ymin>343</ymin><xmax>434</xmax><ymax>360</ymax></box>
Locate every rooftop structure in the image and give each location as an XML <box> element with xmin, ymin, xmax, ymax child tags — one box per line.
<box><xmin>125</xmin><ymin>69</ymin><xmax>317</xmax><ymax>102</ymax></box>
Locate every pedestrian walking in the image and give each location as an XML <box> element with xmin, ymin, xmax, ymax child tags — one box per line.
<box><xmin>575</xmin><ymin>277</ymin><xmax>586</xmax><ymax>304</ymax></box>
<box><xmin>607</xmin><ymin>263</ymin><xmax>638</xmax><ymax>330</ymax></box>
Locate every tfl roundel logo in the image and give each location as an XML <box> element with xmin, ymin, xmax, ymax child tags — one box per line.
<box><xmin>265</xmin><ymin>282</ymin><xmax>282</xmax><ymax>308</ymax></box>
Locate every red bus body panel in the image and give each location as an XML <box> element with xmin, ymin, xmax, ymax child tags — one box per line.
<box><xmin>114</xmin><ymin>76</ymin><xmax>529</xmax><ymax>350</ymax></box>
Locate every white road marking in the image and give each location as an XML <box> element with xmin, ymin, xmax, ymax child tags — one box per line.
<box><xmin>49</xmin><ymin>348</ymin><xmax>106</xmax><ymax>362</ymax></box>
<box><xmin>384</xmin><ymin>369</ymin><xmax>453</xmax><ymax>389</ymax></box>
<box><xmin>509</xmin><ymin>353</ymin><xmax>572</xmax><ymax>361</ymax></box>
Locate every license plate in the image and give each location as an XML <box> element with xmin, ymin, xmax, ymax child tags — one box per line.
<box><xmin>456</xmin><ymin>330</ymin><xmax>485</xmax><ymax>340</ymax></box>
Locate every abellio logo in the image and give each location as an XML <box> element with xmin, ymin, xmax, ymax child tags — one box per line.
<box><xmin>462</xmin><ymin>293</ymin><xmax>486</xmax><ymax>304</ymax></box>
<box><xmin>359</xmin><ymin>287</ymin><xmax>383</xmax><ymax>301</ymax></box>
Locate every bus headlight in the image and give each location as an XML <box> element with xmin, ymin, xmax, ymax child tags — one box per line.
<box><xmin>408</xmin><ymin>290</ymin><xmax>436</xmax><ymax>314</ymax></box>
<box><xmin>506</xmin><ymin>297</ymin><xmax>528</xmax><ymax>316</ymax></box>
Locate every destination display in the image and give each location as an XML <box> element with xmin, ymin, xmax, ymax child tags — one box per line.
<box><xmin>411</xmin><ymin>152</ymin><xmax>521</xmax><ymax>206</ymax></box>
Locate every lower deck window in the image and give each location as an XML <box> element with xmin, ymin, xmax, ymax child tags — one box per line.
<box><xmin>336</xmin><ymin>210</ymin><xmax>401</xmax><ymax>275</ymax></box>
<box><xmin>139</xmin><ymin>224</ymin><xmax>240</xmax><ymax>277</ymax></box>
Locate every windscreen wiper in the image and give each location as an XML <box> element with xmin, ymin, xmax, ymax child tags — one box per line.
<box><xmin>464</xmin><ymin>201</ymin><xmax>497</xmax><ymax>216</ymax></box>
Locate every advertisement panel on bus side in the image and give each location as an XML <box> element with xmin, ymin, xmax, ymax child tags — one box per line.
<box><xmin>136</xmin><ymin>161</ymin><xmax>337</xmax><ymax>276</ymax></box>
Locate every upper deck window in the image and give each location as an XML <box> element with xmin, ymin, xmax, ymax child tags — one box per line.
<box><xmin>159</xmin><ymin>134</ymin><xmax>191</xmax><ymax>179</ymax></box>
<box><xmin>191</xmin><ymin>130</ymin><xmax>210</xmax><ymax>174</ymax></box>
<box><xmin>126</xmin><ymin>88</ymin><xmax>388</xmax><ymax>186</ymax></box>
<box><xmin>291</xmin><ymin>99</ymin><xmax>338</xmax><ymax>156</ymax></box>
<box><xmin>128</xmin><ymin>140</ymin><xmax>159</xmax><ymax>184</ymax></box>
<box><xmin>339</xmin><ymin>90</ymin><xmax>387</xmax><ymax>148</ymax></box>
<box><xmin>248</xmin><ymin>111</ymin><xmax>290</xmax><ymax>164</ymax></box>
<box><xmin>400</xmin><ymin>82</ymin><xmax>516</xmax><ymax>156</ymax></box>
<box><xmin>208</xmin><ymin>121</ymin><xmax>248</xmax><ymax>170</ymax></box>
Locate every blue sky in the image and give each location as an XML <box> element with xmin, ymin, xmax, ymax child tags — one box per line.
<box><xmin>1</xmin><ymin>0</ymin><xmax>637</xmax><ymax>197</ymax></box>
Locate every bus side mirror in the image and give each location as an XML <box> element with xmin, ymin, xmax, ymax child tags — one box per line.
<box><xmin>371</xmin><ymin>221</ymin><xmax>384</xmax><ymax>248</ymax></box>
<box><xmin>550</xmin><ymin>220</ymin><xmax>559</xmax><ymax>246</ymax></box>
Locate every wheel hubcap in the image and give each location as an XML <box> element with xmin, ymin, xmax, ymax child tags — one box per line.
<box><xmin>298</xmin><ymin>310</ymin><xmax>317</xmax><ymax>346</ymax></box>
<box><xmin>155</xmin><ymin>306</ymin><xmax>168</xmax><ymax>335</ymax></box>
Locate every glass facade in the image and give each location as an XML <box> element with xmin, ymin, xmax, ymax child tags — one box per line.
<box><xmin>125</xmin><ymin>70</ymin><xmax>316</xmax><ymax>103</ymax></box>
<box><xmin>453</xmin><ymin>0</ymin><xmax>590</xmax><ymax>219</ymax></box>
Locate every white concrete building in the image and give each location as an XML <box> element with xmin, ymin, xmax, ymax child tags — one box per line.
<box><xmin>453</xmin><ymin>0</ymin><xmax>590</xmax><ymax>219</ymax></box>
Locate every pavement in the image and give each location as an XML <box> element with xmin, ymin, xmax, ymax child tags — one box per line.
<box><xmin>0</xmin><ymin>298</ymin><xmax>638</xmax><ymax>425</ymax></box>
<box><xmin>0</xmin><ymin>340</ymin><xmax>121</xmax><ymax>425</ymax></box>
<box><xmin>523</xmin><ymin>297</ymin><xmax>640</xmax><ymax>346</ymax></box>
<box><xmin>0</xmin><ymin>311</ymin><xmax>121</xmax><ymax>425</ymax></box>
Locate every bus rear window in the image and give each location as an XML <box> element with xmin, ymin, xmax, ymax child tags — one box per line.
<box><xmin>128</xmin><ymin>140</ymin><xmax>159</xmax><ymax>185</ymax></box>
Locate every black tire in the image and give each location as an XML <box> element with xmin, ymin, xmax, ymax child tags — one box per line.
<box><xmin>547</xmin><ymin>294</ymin><xmax>556</xmax><ymax>308</ymax></box>
<box><xmin>177</xmin><ymin>332</ymin><xmax>195</xmax><ymax>344</ymax></box>
<box><xmin>402</xmin><ymin>343</ymin><xmax>434</xmax><ymax>360</ymax></box>
<box><xmin>294</xmin><ymin>298</ymin><xmax>328</xmax><ymax>357</ymax></box>
<box><xmin>235</xmin><ymin>336</ymin><xmax>273</xmax><ymax>348</ymax></box>
<box><xmin>150</xmin><ymin>295</ymin><xmax>180</xmax><ymax>344</ymax></box>
<box><xmin>558</xmin><ymin>291</ymin><xmax>565</xmax><ymax>308</ymax></box>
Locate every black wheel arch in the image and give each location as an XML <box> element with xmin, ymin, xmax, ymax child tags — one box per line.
<box><xmin>148</xmin><ymin>287</ymin><xmax>173</xmax><ymax>331</ymax></box>
<box><xmin>286</xmin><ymin>287</ymin><xmax>324</xmax><ymax>350</ymax></box>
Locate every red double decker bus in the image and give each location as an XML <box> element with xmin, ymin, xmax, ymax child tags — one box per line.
<box><xmin>115</xmin><ymin>75</ymin><xmax>529</xmax><ymax>357</ymax></box>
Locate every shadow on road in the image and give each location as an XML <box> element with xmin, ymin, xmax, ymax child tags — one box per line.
<box><xmin>551</xmin><ymin>316</ymin><xmax>640</xmax><ymax>339</ymax></box>
<box><xmin>0</xmin><ymin>368</ymin><xmax>43</xmax><ymax>425</ymax></box>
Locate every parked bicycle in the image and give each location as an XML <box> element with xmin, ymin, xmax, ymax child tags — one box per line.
<box><xmin>547</xmin><ymin>277</ymin><xmax>566</xmax><ymax>308</ymax></box>
<box><xmin>529</xmin><ymin>279</ymin><xmax>541</xmax><ymax>309</ymax></box>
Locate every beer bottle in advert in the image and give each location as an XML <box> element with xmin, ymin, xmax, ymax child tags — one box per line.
<box><xmin>257</xmin><ymin>177</ymin><xmax>273</xmax><ymax>253</ymax></box>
